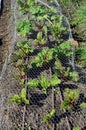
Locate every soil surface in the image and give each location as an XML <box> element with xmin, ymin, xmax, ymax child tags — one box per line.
<box><xmin>0</xmin><ymin>0</ymin><xmax>11</xmax><ymax>73</ymax></box>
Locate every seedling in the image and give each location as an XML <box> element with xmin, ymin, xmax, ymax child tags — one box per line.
<box><xmin>33</xmin><ymin>32</ymin><xmax>46</xmax><ymax>46</ymax></box>
<box><xmin>49</xmin><ymin>15</ymin><xmax>66</xmax><ymax>42</ymax></box>
<box><xmin>61</xmin><ymin>88</ymin><xmax>80</xmax><ymax>110</ymax></box>
<box><xmin>42</xmin><ymin>109</ymin><xmax>56</xmax><ymax>129</ymax></box>
<box><xmin>27</xmin><ymin>79</ymin><xmax>39</xmax><ymax>88</ymax></box>
<box><xmin>42</xmin><ymin>109</ymin><xmax>56</xmax><ymax>123</ymax></box>
<box><xmin>27</xmin><ymin>75</ymin><xmax>61</xmax><ymax>94</ymax></box>
<box><xmin>16</xmin><ymin>0</ymin><xmax>35</xmax><ymax>14</ymax></box>
<box><xmin>8</xmin><ymin>88</ymin><xmax>29</xmax><ymax>105</ymax></box>
<box><xmin>54</xmin><ymin>56</ymin><xmax>63</xmax><ymax>76</ymax></box>
<box><xmin>17</xmin><ymin>19</ymin><xmax>32</xmax><ymax>37</ymax></box>
<box><xmin>69</xmin><ymin>71</ymin><xmax>79</xmax><ymax>82</ymax></box>
<box><xmin>32</xmin><ymin>47</ymin><xmax>54</xmax><ymax>67</ymax></box>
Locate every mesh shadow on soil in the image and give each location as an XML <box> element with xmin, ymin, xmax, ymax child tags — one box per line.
<box><xmin>77</xmin><ymin>93</ymin><xmax>86</xmax><ymax>105</ymax></box>
<box><xmin>27</xmin><ymin>59</ymin><xmax>55</xmax><ymax>78</ymax></box>
<box><xmin>76</xmin><ymin>66</ymin><xmax>86</xmax><ymax>84</ymax></box>
<box><xmin>59</xmin><ymin>83</ymin><xmax>78</xmax><ymax>90</ymax></box>
<box><xmin>52</xmin><ymin>111</ymin><xmax>71</xmax><ymax>124</ymax></box>
<box><xmin>29</xmin><ymin>92</ymin><xmax>47</xmax><ymax>107</ymax></box>
<box><xmin>59</xmin><ymin>84</ymin><xmax>86</xmax><ymax>108</ymax></box>
<box><xmin>0</xmin><ymin>39</ymin><xmax>3</xmax><ymax>45</ymax></box>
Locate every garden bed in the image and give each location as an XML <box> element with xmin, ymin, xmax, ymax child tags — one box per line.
<box><xmin>0</xmin><ymin>1</ymin><xmax>86</xmax><ymax>130</ymax></box>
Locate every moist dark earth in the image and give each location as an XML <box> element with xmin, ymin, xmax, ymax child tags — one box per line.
<box><xmin>0</xmin><ymin>1</ymin><xmax>86</xmax><ymax>130</ymax></box>
<box><xmin>0</xmin><ymin>0</ymin><xmax>12</xmax><ymax>72</ymax></box>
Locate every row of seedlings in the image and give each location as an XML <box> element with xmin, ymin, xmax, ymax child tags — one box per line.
<box><xmin>8</xmin><ymin>0</ymin><xmax>86</xmax><ymax>130</ymax></box>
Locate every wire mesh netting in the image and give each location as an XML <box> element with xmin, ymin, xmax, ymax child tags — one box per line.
<box><xmin>0</xmin><ymin>0</ymin><xmax>86</xmax><ymax>130</ymax></box>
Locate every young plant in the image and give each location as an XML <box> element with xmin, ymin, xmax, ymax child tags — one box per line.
<box><xmin>75</xmin><ymin>46</ymin><xmax>86</xmax><ymax>68</ymax></box>
<box><xmin>32</xmin><ymin>47</ymin><xmax>54</xmax><ymax>67</ymax></box>
<box><xmin>17</xmin><ymin>41</ymin><xmax>33</xmax><ymax>55</ymax></box>
<box><xmin>17</xmin><ymin>19</ymin><xmax>32</xmax><ymax>37</ymax></box>
<box><xmin>54</xmin><ymin>40</ymin><xmax>72</xmax><ymax>58</ymax></box>
<box><xmin>8</xmin><ymin>88</ymin><xmax>29</xmax><ymax>105</ymax></box>
<box><xmin>69</xmin><ymin>71</ymin><xmax>79</xmax><ymax>82</ymax></box>
<box><xmin>40</xmin><ymin>75</ymin><xmax>61</xmax><ymax>94</ymax></box>
<box><xmin>16</xmin><ymin>0</ymin><xmax>35</xmax><ymax>14</ymax></box>
<box><xmin>49</xmin><ymin>15</ymin><xmax>66</xmax><ymax>42</ymax></box>
<box><xmin>33</xmin><ymin>32</ymin><xmax>46</xmax><ymax>46</ymax></box>
<box><xmin>40</xmin><ymin>76</ymin><xmax>50</xmax><ymax>94</ymax></box>
<box><xmin>29</xmin><ymin>4</ymin><xmax>53</xmax><ymax>25</ymax></box>
<box><xmin>27</xmin><ymin>79</ymin><xmax>39</xmax><ymax>88</ymax></box>
<box><xmin>61</xmin><ymin>88</ymin><xmax>80</xmax><ymax>110</ymax></box>
<box><xmin>73</xmin><ymin>126</ymin><xmax>80</xmax><ymax>130</ymax></box>
<box><xmin>13</xmin><ymin>41</ymin><xmax>33</xmax><ymax>64</ymax></box>
<box><xmin>27</xmin><ymin>75</ymin><xmax>61</xmax><ymax>94</ymax></box>
<box><xmin>54</xmin><ymin>56</ymin><xmax>64</xmax><ymax>77</ymax></box>
<box><xmin>42</xmin><ymin>109</ymin><xmax>56</xmax><ymax>123</ymax></box>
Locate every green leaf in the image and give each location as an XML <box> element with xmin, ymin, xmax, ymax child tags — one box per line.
<box><xmin>61</xmin><ymin>100</ymin><xmax>71</xmax><ymax>110</ymax></box>
<box><xmin>54</xmin><ymin>57</ymin><xmax>63</xmax><ymax>73</ymax></box>
<box><xmin>59</xmin><ymin>41</ymin><xmax>71</xmax><ymax>51</ymax></box>
<box><xmin>21</xmin><ymin>88</ymin><xmax>29</xmax><ymax>104</ymax></box>
<box><xmin>61</xmin><ymin>89</ymin><xmax>80</xmax><ymax>110</ymax></box>
<box><xmin>21</xmin><ymin>88</ymin><xmax>28</xmax><ymax>104</ymax></box>
<box><xmin>65</xmin><ymin>89</ymin><xmax>80</xmax><ymax>101</ymax></box>
<box><xmin>8</xmin><ymin>95</ymin><xmax>21</xmax><ymax>104</ymax></box>
<box><xmin>37</xmin><ymin>32</ymin><xmax>42</xmax><ymax>40</ymax></box>
<box><xmin>69</xmin><ymin>71</ymin><xmax>79</xmax><ymax>82</ymax></box>
<box><xmin>42</xmin><ymin>109</ymin><xmax>56</xmax><ymax>123</ymax></box>
<box><xmin>17</xmin><ymin>19</ymin><xmax>32</xmax><ymax>37</ymax></box>
<box><xmin>8</xmin><ymin>88</ymin><xmax>29</xmax><ymax>105</ymax></box>
<box><xmin>42</xmin><ymin>114</ymin><xmax>51</xmax><ymax>123</ymax></box>
<box><xmin>21</xmin><ymin>88</ymin><xmax>26</xmax><ymax>99</ymax></box>
<box><xmin>41</xmin><ymin>39</ymin><xmax>45</xmax><ymax>45</ymax></box>
<box><xmin>19</xmin><ymin>79</ymin><xmax>25</xmax><ymax>85</ymax></box>
<box><xmin>50</xmin><ymin>109</ymin><xmax>56</xmax><ymax>117</ymax></box>
<box><xmin>27</xmin><ymin>80</ymin><xmax>39</xmax><ymax>88</ymax></box>
<box><xmin>32</xmin><ymin>48</ymin><xmax>54</xmax><ymax>67</ymax></box>
<box><xmin>42</xmin><ymin>25</ymin><xmax>48</xmax><ymax>36</ymax></box>
<box><xmin>50</xmin><ymin>75</ymin><xmax>61</xmax><ymax>86</ymax></box>
<box><xmin>47</xmin><ymin>49</ymin><xmax>54</xmax><ymax>61</ymax></box>
<box><xmin>80</xmin><ymin>102</ymin><xmax>86</xmax><ymax>108</ymax></box>
<box><xmin>40</xmin><ymin>76</ymin><xmax>50</xmax><ymax>90</ymax></box>
<box><xmin>73</xmin><ymin>127</ymin><xmax>80</xmax><ymax>130</ymax></box>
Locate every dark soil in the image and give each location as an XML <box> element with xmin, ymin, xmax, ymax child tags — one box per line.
<box><xmin>0</xmin><ymin>0</ymin><xmax>11</xmax><ymax>73</ymax></box>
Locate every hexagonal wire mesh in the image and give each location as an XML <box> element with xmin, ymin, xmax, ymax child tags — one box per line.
<box><xmin>0</xmin><ymin>0</ymin><xmax>86</xmax><ymax>130</ymax></box>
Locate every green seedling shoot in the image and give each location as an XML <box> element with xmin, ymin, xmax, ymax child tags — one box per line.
<box><xmin>8</xmin><ymin>88</ymin><xmax>29</xmax><ymax>105</ymax></box>
<box><xmin>42</xmin><ymin>109</ymin><xmax>56</xmax><ymax>123</ymax></box>
<box><xmin>27</xmin><ymin>75</ymin><xmax>61</xmax><ymax>94</ymax></box>
<box><xmin>17</xmin><ymin>19</ymin><xmax>32</xmax><ymax>37</ymax></box>
<box><xmin>32</xmin><ymin>47</ymin><xmax>54</xmax><ymax>67</ymax></box>
<box><xmin>33</xmin><ymin>32</ymin><xmax>46</xmax><ymax>46</ymax></box>
<box><xmin>73</xmin><ymin>126</ymin><xmax>80</xmax><ymax>130</ymax></box>
<box><xmin>61</xmin><ymin>88</ymin><xmax>80</xmax><ymax>110</ymax></box>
